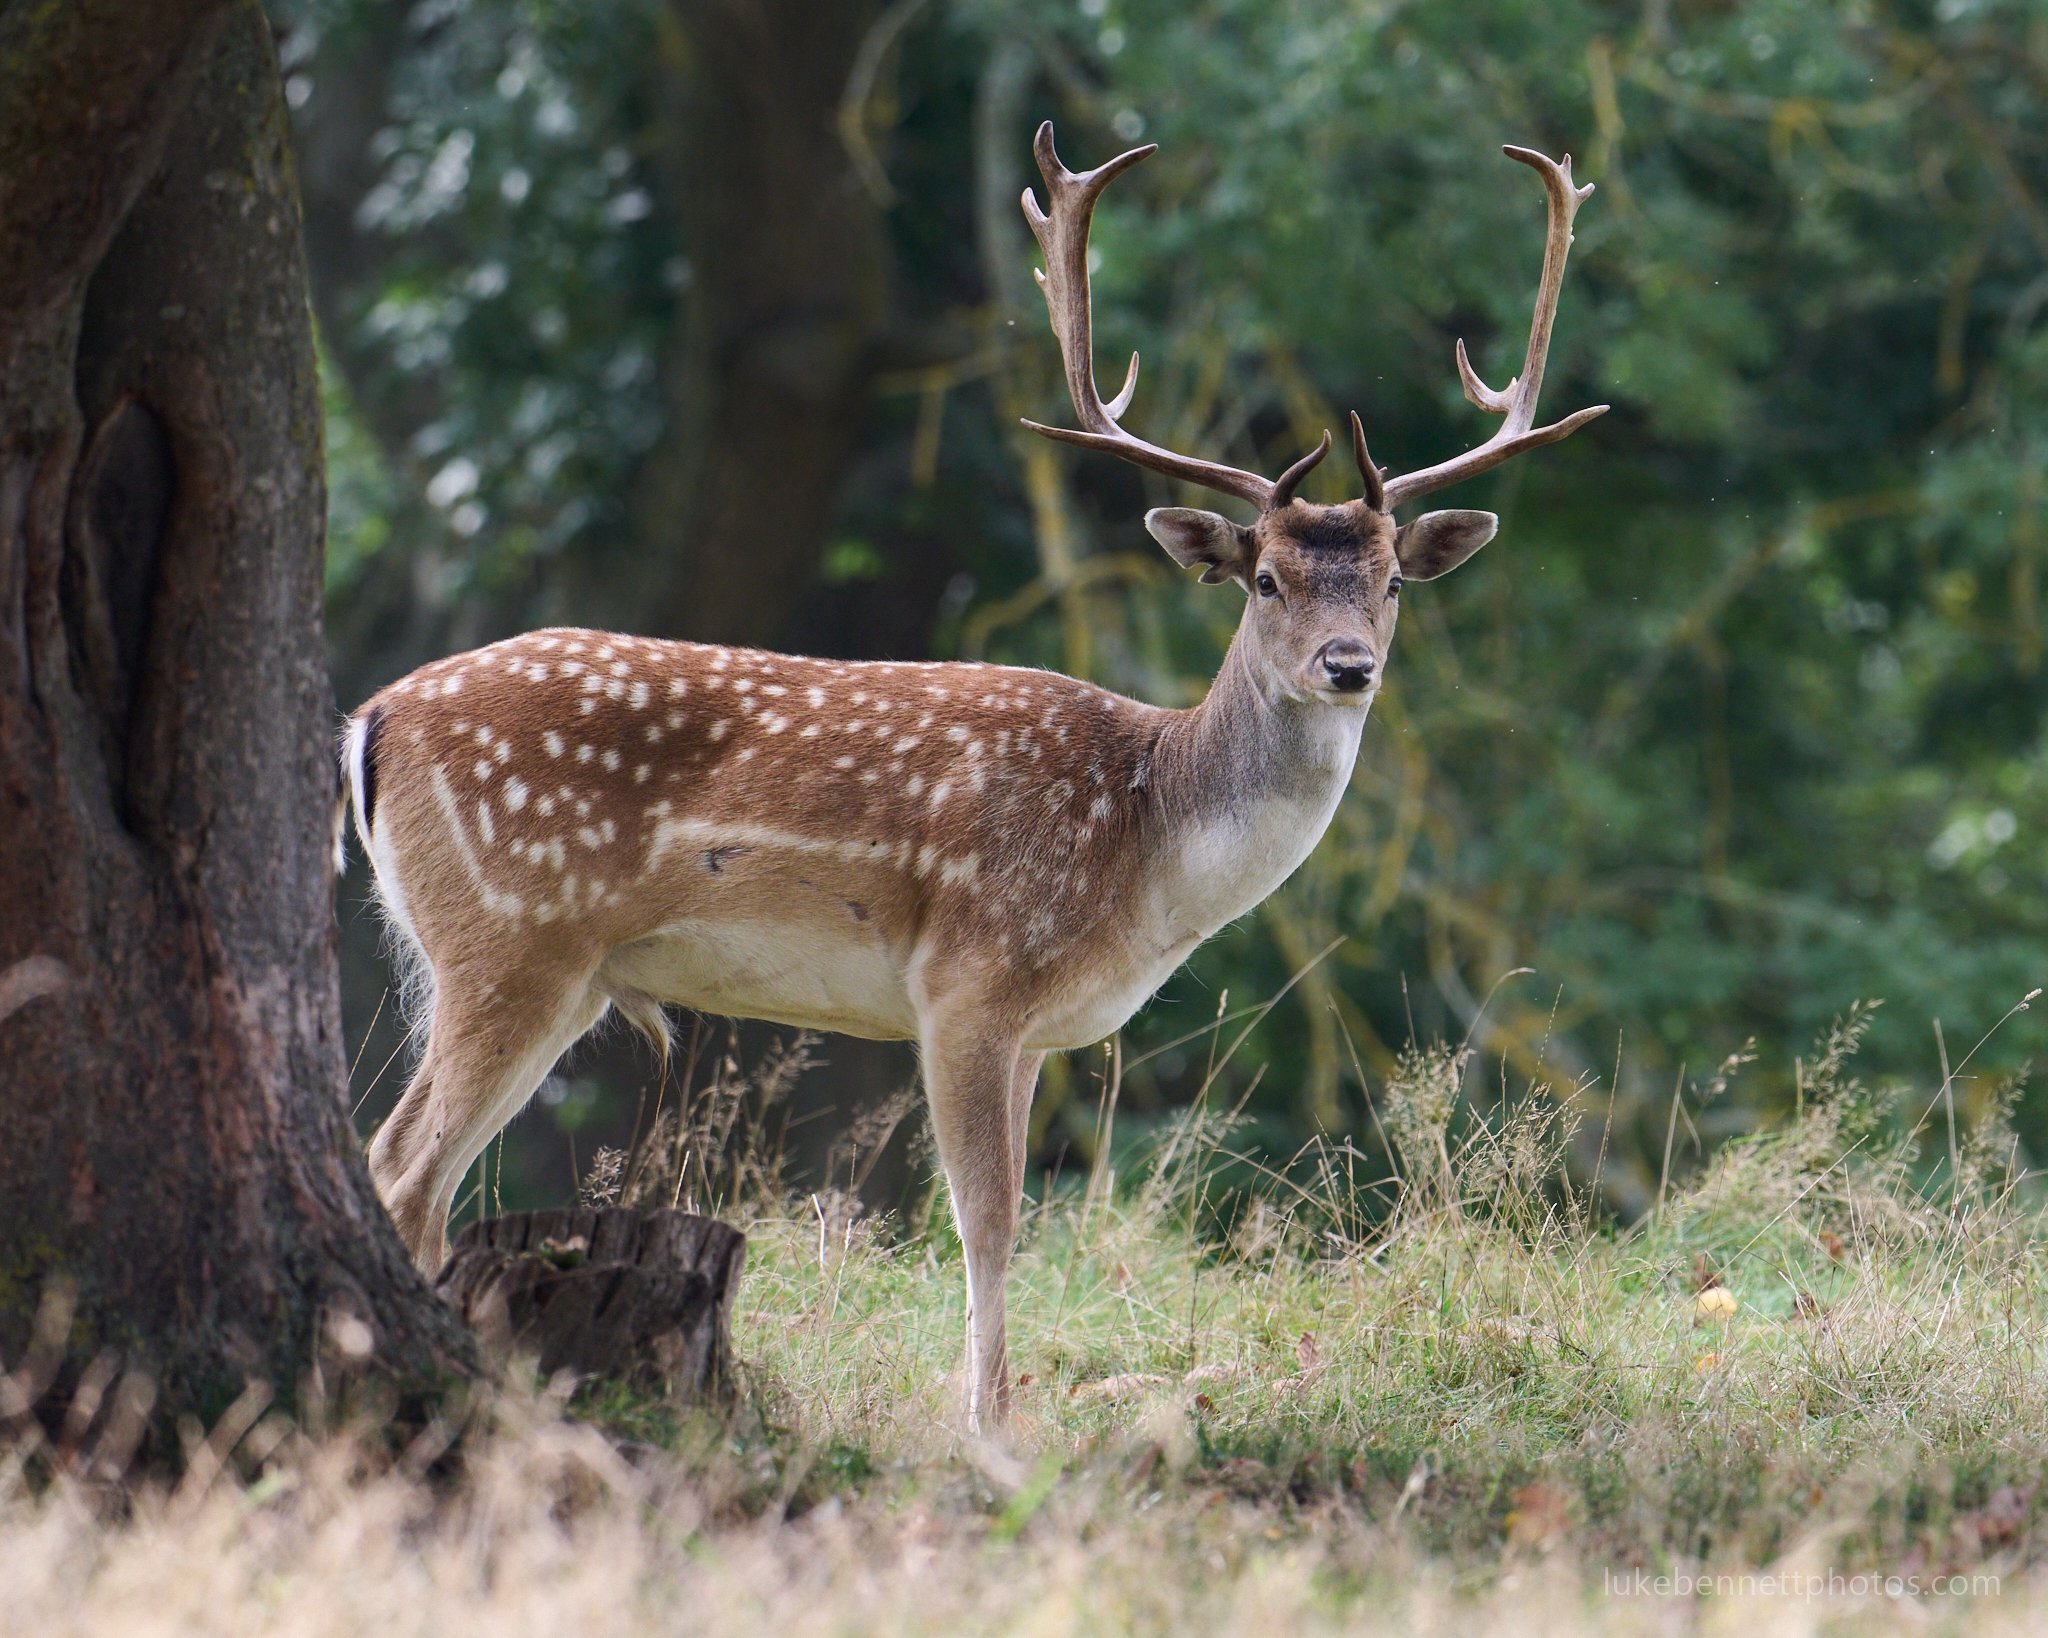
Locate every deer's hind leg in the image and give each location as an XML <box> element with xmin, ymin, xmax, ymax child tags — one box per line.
<box><xmin>367</xmin><ymin>961</ymin><xmax>605</xmax><ymax>1274</ymax></box>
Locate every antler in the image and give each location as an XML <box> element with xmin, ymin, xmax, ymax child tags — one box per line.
<box><xmin>1020</xmin><ymin>122</ymin><xmax>1328</xmax><ymax>513</ymax></box>
<box><xmin>1378</xmin><ymin>146</ymin><xmax>1608</xmax><ymax>510</ymax></box>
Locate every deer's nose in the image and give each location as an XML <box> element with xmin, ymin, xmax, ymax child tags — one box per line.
<box><xmin>1317</xmin><ymin>638</ymin><xmax>1376</xmax><ymax>693</ymax></box>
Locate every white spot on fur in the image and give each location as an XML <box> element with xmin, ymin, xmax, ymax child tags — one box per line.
<box><xmin>426</xmin><ymin>767</ymin><xmax>523</xmax><ymax>916</ymax></box>
<box><xmin>601</xmin><ymin>750</ymin><xmax>620</xmax><ymax>772</ymax></box>
<box><xmin>505</xmin><ymin>778</ymin><xmax>529</xmax><ymax>812</ymax></box>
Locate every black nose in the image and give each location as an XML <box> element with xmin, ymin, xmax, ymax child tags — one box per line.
<box><xmin>1317</xmin><ymin>639</ymin><xmax>1376</xmax><ymax>694</ymax></box>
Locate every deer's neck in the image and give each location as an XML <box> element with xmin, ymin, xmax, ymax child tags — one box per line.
<box><xmin>1145</xmin><ymin>630</ymin><xmax>1365</xmax><ymax>940</ymax></box>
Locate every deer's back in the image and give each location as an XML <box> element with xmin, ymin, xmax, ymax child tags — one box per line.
<box><xmin>351</xmin><ymin>629</ymin><xmax>1175</xmax><ymax>1041</ymax></box>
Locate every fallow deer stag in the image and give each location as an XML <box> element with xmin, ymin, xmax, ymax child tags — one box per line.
<box><xmin>342</xmin><ymin>123</ymin><xmax>1605</xmax><ymax>1428</ymax></box>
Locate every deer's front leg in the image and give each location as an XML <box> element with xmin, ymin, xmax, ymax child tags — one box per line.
<box><xmin>919</xmin><ymin>1019</ymin><xmax>1027</xmax><ymax>1432</ymax></box>
<box><xmin>1009</xmin><ymin>1051</ymin><xmax>1046</xmax><ymax>1203</ymax></box>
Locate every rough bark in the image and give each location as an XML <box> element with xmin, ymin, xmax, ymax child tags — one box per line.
<box><xmin>612</xmin><ymin>0</ymin><xmax>892</xmax><ymax>647</ymax></box>
<box><xmin>435</xmin><ymin>1209</ymin><xmax>745</xmax><ymax>1403</ymax></box>
<box><xmin>0</xmin><ymin>0</ymin><xmax>477</xmax><ymax>1429</ymax></box>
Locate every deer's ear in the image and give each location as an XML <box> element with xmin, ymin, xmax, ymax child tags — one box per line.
<box><xmin>1145</xmin><ymin>508</ymin><xmax>1251</xmax><ymax>586</ymax></box>
<box><xmin>1394</xmin><ymin>510</ymin><xmax>1498</xmax><ymax>582</ymax></box>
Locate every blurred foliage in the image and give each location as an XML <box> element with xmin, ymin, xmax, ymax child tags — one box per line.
<box><xmin>285</xmin><ymin>0</ymin><xmax>2048</xmax><ymax>1213</ymax></box>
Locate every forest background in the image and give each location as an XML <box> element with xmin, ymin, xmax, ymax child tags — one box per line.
<box><xmin>288</xmin><ymin>0</ymin><xmax>2048</xmax><ymax>1223</ymax></box>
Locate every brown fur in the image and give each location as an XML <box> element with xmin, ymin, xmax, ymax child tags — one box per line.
<box><xmin>349</xmin><ymin>118</ymin><xmax>1606</xmax><ymax>1431</ymax></box>
<box><xmin>344</xmin><ymin>498</ymin><xmax>1460</xmax><ymax>1428</ymax></box>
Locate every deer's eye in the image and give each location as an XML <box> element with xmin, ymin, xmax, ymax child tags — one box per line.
<box><xmin>1255</xmin><ymin>571</ymin><xmax>1279</xmax><ymax>598</ymax></box>
<box><xmin>1387</xmin><ymin>578</ymin><xmax>1404</xmax><ymax>599</ymax></box>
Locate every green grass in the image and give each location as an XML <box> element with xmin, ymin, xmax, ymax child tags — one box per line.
<box><xmin>5</xmin><ymin>1011</ymin><xmax>2047</xmax><ymax>1633</ymax></box>
<box><xmin>723</xmin><ymin>1022</ymin><xmax>2046</xmax><ymax>1583</ymax></box>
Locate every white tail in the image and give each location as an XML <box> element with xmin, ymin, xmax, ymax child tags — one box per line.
<box><xmin>346</xmin><ymin>125</ymin><xmax>1602</xmax><ymax>1429</ymax></box>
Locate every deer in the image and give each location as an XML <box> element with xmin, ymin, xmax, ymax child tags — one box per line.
<box><xmin>340</xmin><ymin>123</ymin><xmax>1605</xmax><ymax>1429</ymax></box>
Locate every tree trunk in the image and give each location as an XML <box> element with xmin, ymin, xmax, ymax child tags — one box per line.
<box><xmin>611</xmin><ymin>0</ymin><xmax>892</xmax><ymax>647</ymax></box>
<box><xmin>0</xmin><ymin>0</ymin><xmax>476</xmax><ymax>1431</ymax></box>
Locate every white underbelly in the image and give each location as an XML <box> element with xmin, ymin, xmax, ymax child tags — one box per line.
<box><xmin>599</xmin><ymin>918</ymin><xmax>917</xmax><ymax>1041</ymax></box>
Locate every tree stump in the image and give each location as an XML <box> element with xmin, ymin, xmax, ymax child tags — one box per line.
<box><xmin>433</xmin><ymin>1208</ymin><xmax>745</xmax><ymax>1405</ymax></box>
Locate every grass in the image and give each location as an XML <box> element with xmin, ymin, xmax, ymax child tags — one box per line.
<box><xmin>6</xmin><ymin>1007</ymin><xmax>2048</xmax><ymax>1633</ymax></box>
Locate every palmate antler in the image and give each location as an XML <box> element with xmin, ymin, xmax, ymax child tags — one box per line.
<box><xmin>1379</xmin><ymin>146</ymin><xmax>1609</xmax><ymax>509</ymax></box>
<box><xmin>1020</xmin><ymin>124</ymin><xmax>1606</xmax><ymax>514</ymax></box>
<box><xmin>1019</xmin><ymin>122</ymin><xmax>1331</xmax><ymax>513</ymax></box>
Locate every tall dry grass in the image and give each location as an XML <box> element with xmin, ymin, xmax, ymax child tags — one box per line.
<box><xmin>3</xmin><ymin>1006</ymin><xmax>2045</xmax><ymax>1634</ymax></box>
